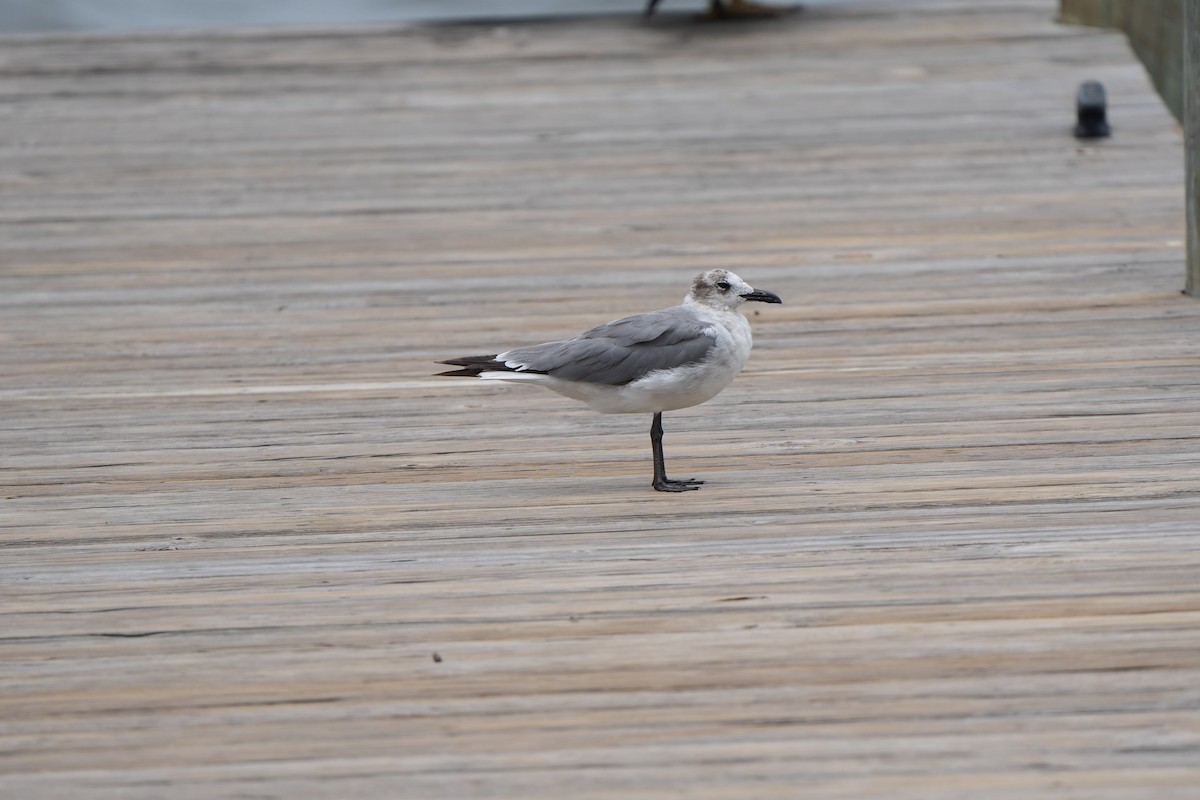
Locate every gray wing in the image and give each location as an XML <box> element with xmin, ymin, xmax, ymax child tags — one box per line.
<box><xmin>501</xmin><ymin>306</ymin><xmax>716</xmax><ymax>386</ymax></box>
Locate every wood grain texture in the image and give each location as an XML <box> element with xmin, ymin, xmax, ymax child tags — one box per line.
<box><xmin>2</xmin><ymin>1</ymin><xmax>1199</xmax><ymax>797</ymax></box>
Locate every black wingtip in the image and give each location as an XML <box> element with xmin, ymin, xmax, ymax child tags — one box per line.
<box><xmin>435</xmin><ymin>354</ymin><xmax>503</xmax><ymax>378</ymax></box>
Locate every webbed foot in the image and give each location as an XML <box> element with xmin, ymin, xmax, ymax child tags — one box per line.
<box><xmin>653</xmin><ymin>477</ymin><xmax>705</xmax><ymax>492</ymax></box>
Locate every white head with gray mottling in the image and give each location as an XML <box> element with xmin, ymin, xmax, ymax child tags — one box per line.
<box><xmin>686</xmin><ymin>269</ymin><xmax>782</xmax><ymax>311</ymax></box>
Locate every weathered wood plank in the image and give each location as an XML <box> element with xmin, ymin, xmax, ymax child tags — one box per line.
<box><xmin>1</xmin><ymin>1</ymin><xmax>1199</xmax><ymax>798</ymax></box>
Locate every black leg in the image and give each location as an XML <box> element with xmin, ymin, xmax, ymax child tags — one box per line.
<box><xmin>650</xmin><ymin>412</ymin><xmax>704</xmax><ymax>492</ymax></box>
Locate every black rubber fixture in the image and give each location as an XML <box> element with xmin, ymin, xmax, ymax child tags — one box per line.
<box><xmin>1075</xmin><ymin>80</ymin><xmax>1110</xmax><ymax>139</ymax></box>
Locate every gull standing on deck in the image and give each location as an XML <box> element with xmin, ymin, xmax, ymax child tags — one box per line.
<box><xmin>437</xmin><ymin>269</ymin><xmax>782</xmax><ymax>492</ymax></box>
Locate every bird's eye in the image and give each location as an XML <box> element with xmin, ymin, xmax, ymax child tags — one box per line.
<box><xmin>716</xmin><ymin>281</ymin><xmax>731</xmax><ymax>291</ymax></box>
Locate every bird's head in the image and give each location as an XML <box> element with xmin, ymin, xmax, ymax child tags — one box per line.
<box><xmin>687</xmin><ymin>269</ymin><xmax>782</xmax><ymax>310</ymax></box>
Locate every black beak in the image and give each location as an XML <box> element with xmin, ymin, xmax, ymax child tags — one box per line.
<box><xmin>740</xmin><ymin>289</ymin><xmax>782</xmax><ymax>304</ymax></box>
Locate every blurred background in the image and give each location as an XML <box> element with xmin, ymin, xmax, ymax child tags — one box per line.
<box><xmin>1</xmin><ymin>0</ymin><xmax>721</xmax><ymax>33</ymax></box>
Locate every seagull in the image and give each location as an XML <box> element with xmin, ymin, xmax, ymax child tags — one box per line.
<box><xmin>437</xmin><ymin>269</ymin><xmax>782</xmax><ymax>492</ymax></box>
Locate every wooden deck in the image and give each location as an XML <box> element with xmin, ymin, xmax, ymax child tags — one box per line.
<box><xmin>3</xmin><ymin>0</ymin><xmax>1199</xmax><ymax>796</ymax></box>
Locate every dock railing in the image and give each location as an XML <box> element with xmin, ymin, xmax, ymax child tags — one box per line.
<box><xmin>1060</xmin><ymin>0</ymin><xmax>1199</xmax><ymax>295</ymax></box>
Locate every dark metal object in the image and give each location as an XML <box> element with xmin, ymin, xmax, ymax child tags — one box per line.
<box><xmin>1075</xmin><ymin>80</ymin><xmax>1111</xmax><ymax>138</ymax></box>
